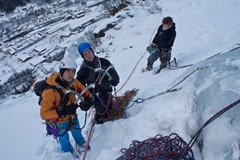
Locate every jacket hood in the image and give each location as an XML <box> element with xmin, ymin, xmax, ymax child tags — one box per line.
<box><xmin>46</xmin><ymin>72</ymin><xmax>75</xmax><ymax>88</ymax></box>
<box><xmin>84</xmin><ymin>56</ymin><xmax>100</xmax><ymax>68</ymax></box>
<box><xmin>46</xmin><ymin>73</ymin><xmax>59</xmax><ymax>86</ymax></box>
<box><xmin>169</xmin><ymin>22</ymin><xmax>176</xmax><ymax>31</ymax></box>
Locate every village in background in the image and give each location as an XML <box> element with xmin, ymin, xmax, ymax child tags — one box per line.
<box><xmin>0</xmin><ymin>0</ymin><xmax>132</xmax><ymax>100</ymax></box>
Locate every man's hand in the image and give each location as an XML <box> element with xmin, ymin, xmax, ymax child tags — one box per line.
<box><xmin>80</xmin><ymin>97</ymin><xmax>93</xmax><ymax>111</ymax></box>
<box><xmin>56</xmin><ymin>105</ymin><xmax>67</xmax><ymax>118</ymax></box>
<box><xmin>66</xmin><ymin>104</ymin><xmax>78</xmax><ymax>115</ymax></box>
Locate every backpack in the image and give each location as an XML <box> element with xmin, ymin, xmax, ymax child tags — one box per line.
<box><xmin>34</xmin><ymin>79</ymin><xmax>66</xmax><ymax>138</ymax></box>
<box><xmin>34</xmin><ymin>78</ymin><xmax>64</xmax><ymax>105</ymax></box>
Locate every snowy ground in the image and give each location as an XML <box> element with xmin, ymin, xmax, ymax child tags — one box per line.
<box><xmin>0</xmin><ymin>0</ymin><xmax>240</xmax><ymax>160</ymax></box>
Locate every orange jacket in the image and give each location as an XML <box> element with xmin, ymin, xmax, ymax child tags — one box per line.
<box><xmin>40</xmin><ymin>72</ymin><xmax>91</xmax><ymax>123</ymax></box>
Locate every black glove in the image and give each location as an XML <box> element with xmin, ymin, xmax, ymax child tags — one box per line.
<box><xmin>56</xmin><ymin>105</ymin><xmax>67</xmax><ymax>118</ymax></box>
<box><xmin>99</xmin><ymin>81</ymin><xmax>111</xmax><ymax>91</ymax></box>
<box><xmin>66</xmin><ymin>103</ymin><xmax>78</xmax><ymax>115</ymax></box>
<box><xmin>109</xmin><ymin>68</ymin><xmax>119</xmax><ymax>86</ymax></box>
<box><xmin>110</xmin><ymin>78</ymin><xmax>119</xmax><ymax>86</ymax></box>
<box><xmin>80</xmin><ymin>97</ymin><xmax>93</xmax><ymax>111</ymax></box>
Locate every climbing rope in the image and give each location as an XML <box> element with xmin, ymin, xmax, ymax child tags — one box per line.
<box><xmin>119</xmin><ymin>133</ymin><xmax>194</xmax><ymax>160</ymax></box>
<box><xmin>117</xmin><ymin>11</ymin><xmax>163</xmax><ymax>93</ymax></box>
<box><xmin>82</xmin><ymin>115</ymin><xmax>96</xmax><ymax>160</ymax></box>
<box><xmin>118</xmin><ymin>98</ymin><xmax>240</xmax><ymax>160</ymax></box>
<box><xmin>125</xmin><ymin>67</ymin><xmax>207</xmax><ymax>109</ymax></box>
<box><xmin>187</xmin><ymin>98</ymin><xmax>240</xmax><ymax>149</ymax></box>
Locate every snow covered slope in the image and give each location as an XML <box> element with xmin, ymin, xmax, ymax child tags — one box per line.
<box><xmin>0</xmin><ymin>0</ymin><xmax>240</xmax><ymax>160</ymax></box>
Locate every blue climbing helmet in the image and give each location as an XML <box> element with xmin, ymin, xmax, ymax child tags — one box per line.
<box><xmin>146</xmin><ymin>44</ymin><xmax>158</xmax><ymax>54</ymax></box>
<box><xmin>78</xmin><ymin>42</ymin><xmax>92</xmax><ymax>55</ymax></box>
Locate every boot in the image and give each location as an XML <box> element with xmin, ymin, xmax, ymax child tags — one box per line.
<box><xmin>76</xmin><ymin>141</ymin><xmax>91</xmax><ymax>153</ymax></box>
<box><xmin>146</xmin><ymin>65</ymin><xmax>153</xmax><ymax>71</ymax></box>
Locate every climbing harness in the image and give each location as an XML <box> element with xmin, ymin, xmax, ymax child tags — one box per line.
<box><xmin>82</xmin><ymin>89</ymin><xmax>139</xmax><ymax>159</ymax></box>
<box><xmin>42</xmin><ymin>84</ymin><xmax>95</xmax><ymax>139</ymax></box>
<box><xmin>95</xmin><ymin>93</ymin><xmax>111</xmax><ymax>115</ymax></box>
<box><xmin>89</xmin><ymin>65</ymin><xmax>120</xmax><ymax>116</ymax></box>
<box><xmin>43</xmin><ymin>121</ymin><xmax>60</xmax><ymax>140</ymax></box>
<box><xmin>44</xmin><ymin>117</ymin><xmax>81</xmax><ymax>140</ymax></box>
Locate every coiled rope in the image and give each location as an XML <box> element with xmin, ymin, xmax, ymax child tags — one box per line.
<box><xmin>120</xmin><ymin>133</ymin><xmax>194</xmax><ymax>160</ymax></box>
<box><xmin>119</xmin><ymin>98</ymin><xmax>240</xmax><ymax>160</ymax></box>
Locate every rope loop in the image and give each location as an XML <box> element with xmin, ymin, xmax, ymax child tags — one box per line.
<box><xmin>135</xmin><ymin>98</ymin><xmax>144</xmax><ymax>103</ymax></box>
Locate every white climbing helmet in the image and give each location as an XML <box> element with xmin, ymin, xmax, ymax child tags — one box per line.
<box><xmin>59</xmin><ymin>57</ymin><xmax>77</xmax><ymax>70</ymax></box>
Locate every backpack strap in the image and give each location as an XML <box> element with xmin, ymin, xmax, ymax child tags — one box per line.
<box><xmin>45</xmin><ymin>85</ymin><xmax>65</xmax><ymax>105</ymax></box>
<box><xmin>55</xmin><ymin>87</ymin><xmax>65</xmax><ymax>105</ymax></box>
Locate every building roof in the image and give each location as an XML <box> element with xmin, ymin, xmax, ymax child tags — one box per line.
<box><xmin>17</xmin><ymin>52</ymin><xmax>32</xmax><ymax>62</ymax></box>
<box><xmin>30</xmin><ymin>56</ymin><xmax>45</xmax><ymax>66</ymax></box>
<box><xmin>34</xmin><ymin>45</ymin><xmax>47</xmax><ymax>53</ymax></box>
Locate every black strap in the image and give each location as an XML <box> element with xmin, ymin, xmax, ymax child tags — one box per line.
<box><xmin>45</xmin><ymin>85</ymin><xmax>65</xmax><ymax>105</ymax></box>
<box><xmin>160</xmin><ymin>48</ymin><xmax>171</xmax><ymax>52</ymax></box>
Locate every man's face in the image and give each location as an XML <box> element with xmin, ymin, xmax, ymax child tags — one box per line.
<box><xmin>82</xmin><ymin>49</ymin><xmax>94</xmax><ymax>62</ymax></box>
<box><xmin>162</xmin><ymin>23</ymin><xmax>170</xmax><ymax>30</ymax></box>
<box><xmin>62</xmin><ymin>69</ymin><xmax>75</xmax><ymax>82</ymax></box>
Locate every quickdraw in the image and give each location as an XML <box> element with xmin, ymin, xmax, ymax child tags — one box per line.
<box><xmin>124</xmin><ymin>87</ymin><xmax>182</xmax><ymax>109</ymax></box>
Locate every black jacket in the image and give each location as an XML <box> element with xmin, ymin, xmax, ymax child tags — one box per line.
<box><xmin>153</xmin><ymin>23</ymin><xmax>176</xmax><ymax>50</ymax></box>
<box><xmin>76</xmin><ymin>56</ymin><xmax>120</xmax><ymax>94</ymax></box>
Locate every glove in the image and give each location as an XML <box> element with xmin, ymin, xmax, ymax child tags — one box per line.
<box><xmin>80</xmin><ymin>97</ymin><xmax>93</xmax><ymax>111</ymax></box>
<box><xmin>99</xmin><ymin>81</ymin><xmax>111</xmax><ymax>91</ymax></box>
<box><xmin>56</xmin><ymin>105</ymin><xmax>67</xmax><ymax>118</ymax></box>
<box><xmin>66</xmin><ymin>103</ymin><xmax>78</xmax><ymax>115</ymax></box>
<box><xmin>109</xmin><ymin>68</ymin><xmax>119</xmax><ymax>86</ymax></box>
<box><xmin>110</xmin><ymin>77</ymin><xmax>119</xmax><ymax>86</ymax></box>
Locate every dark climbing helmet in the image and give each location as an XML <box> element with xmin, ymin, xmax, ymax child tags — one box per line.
<box><xmin>147</xmin><ymin>44</ymin><xmax>158</xmax><ymax>54</ymax></box>
<box><xmin>78</xmin><ymin>42</ymin><xmax>92</xmax><ymax>55</ymax></box>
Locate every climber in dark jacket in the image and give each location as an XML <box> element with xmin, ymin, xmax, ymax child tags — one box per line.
<box><xmin>76</xmin><ymin>42</ymin><xmax>120</xmax><ymax>124</ymax></box>
<box><xmin>145</xmin><ymin>16</ymin><xmax>176</xmax><ymax>71</ymax></box>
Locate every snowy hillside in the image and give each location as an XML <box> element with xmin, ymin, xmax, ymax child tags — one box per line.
<box><xmin>0</xmin><ymin>0</ymin><xmax>240</xmax><ymax>160</ymax></box>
